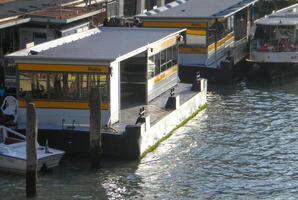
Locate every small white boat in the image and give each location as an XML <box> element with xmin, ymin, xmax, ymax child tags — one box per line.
<box><xmin>0</xmin><ymin>126</ymin><xmax>65</xmax><ymax>174</ymax></box>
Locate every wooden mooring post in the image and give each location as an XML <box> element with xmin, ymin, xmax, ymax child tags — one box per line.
<box><xmin>89</xmin><ymin>87</ymin><xmax>102</xmax><ymax>168</ymax></box>
<box><xmin>26</xmin><ymin>102</ymin><xmax>37</xmax><ymax>197</ymax></box>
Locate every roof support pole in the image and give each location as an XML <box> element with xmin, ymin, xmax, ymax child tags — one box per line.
<box><xmin>157</xmin><ymin>0</ymin><xmax>165</xmax><ymax>7</ymax></box>
<box><xmin>136</xmin><ymin>0</ymin><xmax>145</xmax><ymax>15</ymax></box>
<box><xmin>118</xmin><ymin>0</ymin><xmax>124</xmax><ymax>17</ymax></box>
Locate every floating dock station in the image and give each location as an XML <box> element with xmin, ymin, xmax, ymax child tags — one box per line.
<box><xmin>138</xmin><ymin>0</ymin><xmax>259</xmax><ymax>81</ymax></box>
<box><xmin>248</xmin><ymin>3</ymin><xmax>298</xmax><ymax>78</ymax></box>
<box><xmin>6</xmin><ymin>27</ymin><xmax>207</xmax><ymax>159</ymax></box>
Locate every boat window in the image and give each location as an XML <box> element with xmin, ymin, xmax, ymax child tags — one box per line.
<box><xmin>148</xmin><ymin>44</ymin><xmax>178</xmax><ymax>79</ymax></box>
<box><xmin>48</xmin><ymin>73</ymin><xmax>78</xmax><ymax>100</ymax></box>
<box><xmin>155</xmin><ymin>53</ymin><xmax>161</xmax><ymax>75</ymax></box>
<box><xmin>19</xmin><ymin>72</ymin><xmax>109</xmax><ymax>102</ymax></box>
<box><xmin>19</xmin><ymin>72</ymin><xmax>48</xmax><ymax>99</ymax></box>
<box><xmin>32</xmin><ymin>73</ymin><xmax>48</xmax><ymax>99</ymax></box>
<box><xmin>79</xmin><ymin>74</ymin><xmax>108</xmax><ymax>102</ymax></box>
<box><xmin>19</xmin><ymin>72</ymin><xmax>33</xmax><ymax>98</ymax></box>
<box><xmin>252</xmin><ymin>25</ymin><xmax>296</xmax><ymax>52</ymax></box>
<box><xmin>148</xmin><ymin>55</ymin><xmax>155</xmax><ymax>79</ymax></box>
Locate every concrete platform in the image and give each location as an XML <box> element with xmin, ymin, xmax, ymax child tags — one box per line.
<box><xmin>108</xmin><ymin>83</ymin><xmax>198</xmax><ymax>135</ymax></box>
<box><xmin>102</xmin><ymin>79</ymin><xmax>207</xmax><ymax>159</ymax></box>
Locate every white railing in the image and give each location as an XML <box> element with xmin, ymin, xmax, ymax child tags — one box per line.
<box><xmin>0</xmin><ymin>125</ymin><xmax>26</xmax><ymax>141</ymax></box>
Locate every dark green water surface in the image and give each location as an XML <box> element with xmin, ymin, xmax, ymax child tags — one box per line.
<box><xmin>1</xmin><ymin>78</ymin><xmax>298</xmax><ymax>199</ymax></box>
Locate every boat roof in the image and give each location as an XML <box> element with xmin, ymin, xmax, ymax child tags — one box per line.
<box><xmin>256</xmin><ymin>4</ymin><xmax>298</xmax><ymax>26</ymax></box>
<box><xmin>6</xmin><ymin>27</ymin><xmax>184</xmax><ymax>65</ymax></box>
<box><xmin>138</xmin><ymin>0</ymin><xmax>259</xmax><ymax>20</ymax></box>
<box><xmin>0</xmin><ymin>0</ymin><xmax>106</xmax><ymax>29</ymax></box>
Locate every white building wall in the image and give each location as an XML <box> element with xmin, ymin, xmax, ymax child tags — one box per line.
<box><xmin>109</xmin><ymin>61</ymin><xmax>120</xmax><ymax>124</ymax></box>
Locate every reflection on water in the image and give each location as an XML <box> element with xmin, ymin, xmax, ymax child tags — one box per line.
<box><xmin>1</xmin><ymin>78</ymin><xmax>298</xmax><ymax>199</ymax></box>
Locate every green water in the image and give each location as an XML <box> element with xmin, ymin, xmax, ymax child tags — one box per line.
<box><xmin>1</xmin><ymin>77</ymin><xmax>298</xmax><ymax>199</ymax></box>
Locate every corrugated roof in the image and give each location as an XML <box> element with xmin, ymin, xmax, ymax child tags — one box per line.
<box><xmin>7</xmin><ymin>27</ymin><xmax>184</xmax><ymax>63</ymax></box>
<box><xmin>256</xmin><ymin>4</ymin><xmax>298</xmax><ymax>25</ymax></box>
<box><xmin>138</xmin><ymin>0</ymin><xmax>259</xmax><ymax>19</ymax></box>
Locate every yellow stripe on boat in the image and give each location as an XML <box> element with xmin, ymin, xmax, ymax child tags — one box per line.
<box><xmin>18</xmin><ymin>64</ymin><xmax>109</xmax><ymax>73</ymax></box>
<box><xmin>19</xmin><ymin>100</ymin><xmax>109</xmax><ymax>110</ymax></box>
<box><xmin>143</xmin><ymin>21</ymin><xmax>208</xmax><ymax>28</ymax></box>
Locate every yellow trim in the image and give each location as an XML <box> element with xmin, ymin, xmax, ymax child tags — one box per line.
<box><xmin>180</xmin><ymin>47</ymin><xmax>207</xmax><ymax>54</ymax></box>
<box><xmin>19</xmin><ymin>100</ymin><xmax>109</xmax><ymax>110</ymax></box>
<box><xmin>18</xmin><ymin>64</ymin><xmax>109</xmax><ymax>73</ymax></box>
<box><xmin>149</xmin><ymin>36</ymin><xmax>177</xmax><ymax>56</ymax></box>
<box><xmin>207</xmin><ymin>44</ymin><xmax>216</xmax><ymax>52</ymax></box>
<box><xmin>153</xmin><ymin>65</ymin><xmax>178</xmax><ymax>84</ymax></box>
<box><xmin>180</xmin><ymin>32</ymin><xmax>235</xmax><ymax>55</ymax></box>
<box><xmin>208</xmin><ymin>32</ymin><xmax>235</xmax><ymax>53</ymax></box>
<box><xmin>143</xmin><ymin>21</ymin><xmax>208</xmax><ymax>28</ymax></box>
<box><xmin>159</xmin><ymin>36</ymin><xmax>177</xmax><ymax>51</ymax></box>
<box><xmin>186</xmin><ymin>29</ymin><xmax>207</xmax><ymax>36</ymax></box>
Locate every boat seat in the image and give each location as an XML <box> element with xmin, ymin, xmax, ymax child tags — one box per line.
<box><xmin>1</xmin><ymin>96</ymin><xmax>18</xmax><ymax>123</ymax></box>
<box><xmin>4</xmin><ymin>137</ymin><xmax>23</xmax><ymax>145</ymax></box>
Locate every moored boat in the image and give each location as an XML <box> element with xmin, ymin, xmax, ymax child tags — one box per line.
<box><xmin>248</xmin><ymin>4</ymin><xmax>298</xmax><ymax>79</ymax></box>
<box><xmin>0</xmin><ymin>126</ymin><xmax>65</xmax><ymax>174</ymax></box>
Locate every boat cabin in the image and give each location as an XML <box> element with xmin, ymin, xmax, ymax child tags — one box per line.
<box><xmin>138</xmin><ymin>0</ymin><xmax>259</xmax><ymax>69</ymax></box>
<box><xmin>250</xmin><ymin>4</ymin><xmax>298</xmax><ymax>63</ymax></box>
<box><xmin>6</xmin><ymin>27</ymin><xmax>184</xmax><ymax>132</ymax></box>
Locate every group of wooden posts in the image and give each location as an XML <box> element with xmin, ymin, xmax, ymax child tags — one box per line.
<box><xmin>25</xmin><ymin>87</ymin><xmax>102</xmax><ymax>197</ymax></box>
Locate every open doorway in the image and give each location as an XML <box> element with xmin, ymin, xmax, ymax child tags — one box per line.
<box><xmin>120</xmin><ymin>52</ymin><xmax>147</xmax><ymax>109</ymax></box>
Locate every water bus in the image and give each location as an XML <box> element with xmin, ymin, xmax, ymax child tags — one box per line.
<box><xmin>6</xmin><ymin>27</ymin><xmax>207</xmax><ymax>159</ymax></box>
<box><xmin>249</xmin><ymin>4</ymin><xmax>298</xmax><ymax>78</ymax></box>
<box><xmin>137</xmin><ymin>0</ymin><xmax>260</xmax><ymax>82</ymax></box>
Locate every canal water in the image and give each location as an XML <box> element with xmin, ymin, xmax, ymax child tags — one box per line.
<box><xmin>1</xmin><ymin>77</ymin><xmax>298</xmax><ymax>199</ymax></box>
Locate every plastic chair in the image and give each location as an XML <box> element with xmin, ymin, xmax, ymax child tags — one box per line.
<box><xmin>1</xmin><ymin>96</ymin><xmax>18</xmax><ymax>123</ymax></box>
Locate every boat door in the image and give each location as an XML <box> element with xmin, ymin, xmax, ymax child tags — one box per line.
<box><xmin>120</xmin><ymin>52</ymin><xmax>147</xmax><ymax>109</ymax></box>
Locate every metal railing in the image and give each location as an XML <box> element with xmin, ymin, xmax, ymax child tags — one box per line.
<box><xmin>0</xmin><ymin>125</ymin><xmax>26</xmax><ymax>142</ymax></box>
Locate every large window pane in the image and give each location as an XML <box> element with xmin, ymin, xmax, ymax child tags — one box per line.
<box><xmin>173</xmin><ymin>45</ymin><xmax>178</xmax><ymax>66</ymax></box>
<box><xmin>19</xmin><ymin>72</ymin><xmax>48</xmax><ymax>99</ymax></box>
<box><xmin>160</xmin><ymin>50</ymin><xmax>167</xmax><ymax>72</ymax></box>
<box><xmin>148</xmin><ymin>55</ymin><xmax>155</xmax><ymax>79</ymax></box>
<box><xmin>66</xmin><ymin>74</ymin><xmax>78</xmax><ymax>99</ymax></box>
<box><xmin>49</xmin><ymin>73</ymin><xmax>63</xmax><ymax>99</ymax></box>
<box><xmin>48</xmin><ymin>73</ymin><xmax>78</xmax><ymax>99</ymax></box>
<box><xmin>79</xmin><ymin>74</ymin><xmax>108</xmax><ymax>102</ymax></box>
<box><xmin>155</xmin><ymin>53</ymin><xmax>160</xmax><ymax>75</ymax></box>
<box><xmin>166</xmin><ymin>47</ymin><xmax>173</xmax><ymax>69</ymax></box>
<box><xmin>19</xmin><ymin>72</ymin><xmax>32</xmax><ymax>98</ymax></box>
<box><xmin>32</xmin><ymin>73</ymin><xmax>48</xmax><ymax>99</ymax></box>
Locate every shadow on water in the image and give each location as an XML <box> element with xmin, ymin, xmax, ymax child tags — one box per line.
<box><xmin>0</xmin><ymin>157</ymin><xmax>142</xmax><ymax>200</ymax></box>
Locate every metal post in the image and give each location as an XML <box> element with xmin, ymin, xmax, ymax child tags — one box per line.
<box><xmin>118</xmin><ymin>0</ymin><xmax>124</xmax><ymax>17</ymax></box>
<box><xmin>136</xmin><ymin>0</ymin><xmax>145</xmax><ymax>15</ymax></box>
<box><xmin>89</xmin><ymin>87</ymin><xmax>102</xmax><ymax>168</ymax></box>
<box><xmin>26</xmin><ymin>103</ymin><xmax>37</xmax><ymax>197</ymax></box>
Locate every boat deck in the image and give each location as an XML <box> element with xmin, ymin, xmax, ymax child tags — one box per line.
<box><xmin>105</xmin><ymin>83</ymin><xmax>197</xmax><ymax>134</ymax></box>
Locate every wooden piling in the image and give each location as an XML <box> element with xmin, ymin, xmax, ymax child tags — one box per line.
<box><xmin>26</xmin><ymin>103</ymin><xmax>37</xmax><ymax>197</ymax></box>
<box><xmin>89</xmin><ymin>87</ymin><xmax>102</xmax><ymax>168</ymax></box>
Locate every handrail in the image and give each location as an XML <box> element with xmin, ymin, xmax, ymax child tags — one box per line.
<box><xmin>0</xmin><ymin>126</ymin><xmax>26</xmax><ymax>140</ymax></box>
